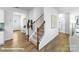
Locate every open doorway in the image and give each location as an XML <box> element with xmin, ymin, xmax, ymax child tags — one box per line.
<box><xmin>58</xmin><ymin>14</ymin><xmax>66</xmax><ymax>33</ymax></box>
<box><xmin>12</xmin><ymin>12</ymin><xmax>28</xmax><ymax>48</ymax></box>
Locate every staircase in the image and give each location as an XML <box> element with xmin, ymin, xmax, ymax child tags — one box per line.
<box><xmin>29</xmin><ymin>15</ymin><xmax>45</xmax><ymax>50</ymax></box>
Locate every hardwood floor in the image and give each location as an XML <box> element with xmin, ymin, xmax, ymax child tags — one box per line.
<box><xmin>0</xmin><ymin>31</ymin><xmax>70</xmax><ymax>52</ymax></box>
<box><xmin>40</xmin><ymin>33</ymin><xmax>70</xmax><ymax>52</ymax></box>
<box><xmin>0</xmin><ymin>31</ymin><xmax>37</xmax><ymax>52</ymax></box>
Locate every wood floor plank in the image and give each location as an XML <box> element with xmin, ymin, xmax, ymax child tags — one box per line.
<box><xmin>0</xmin><ymin>31</ymin><xmax>70</xmax><ymax>52</ymax></box>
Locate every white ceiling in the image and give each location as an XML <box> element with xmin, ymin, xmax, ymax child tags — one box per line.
<box><xmin>15</xmin><ymin>7</ymin><xmax>79</xmax><ymax>13</ymax></box>
<box><xmin>15</xmin><ymin>7</ymin><xmax>34</xmax><ymax>11</ymax></box>
<box><xmin>55</xmin><ymin>7</ymin><xmax>79</xmax><ymax>13</ymax></box>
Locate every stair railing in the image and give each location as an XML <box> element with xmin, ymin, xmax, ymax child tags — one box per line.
<box><xmin>28</xmin><ymin>15</ymin><xmax>45</xmax><ymax>50</ymax></box>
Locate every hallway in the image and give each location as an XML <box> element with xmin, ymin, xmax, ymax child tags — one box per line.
<box><xmin>40</xmin><ymin>33</ymin><xmax>70</xmax><ymax>52</ymax></box>
<box><xmin>0</xmin><ymin>31</ymin><xmax>37</xmax><ymax>52</ymax></box>
<box><xmin>0</xmin><ymin>31</ymin><xmax>70</xmax><ymax>52</ymax></box>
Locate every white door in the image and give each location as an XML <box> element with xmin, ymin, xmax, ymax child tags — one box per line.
<box><xmin>59</xmin><ymin>14</ymin><xmax>65</xmax><ymax>33</ymax></box>
<box><xmin>0</xmin><ymin>9</ymin><xmax>4</xmax><ymax>45</ymax></box>
<box><xmin>13</xmin><ymin>14</ymin><xmax>21</xmax><ymax>30</ymax></box>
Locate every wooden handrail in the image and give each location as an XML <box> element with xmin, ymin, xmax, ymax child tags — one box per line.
<box><xmin>27</xmin><ymin>14</ymin><xmax>43</xmax><ymax>29</ymax></box>
<box><xmin>33</xmin><ymin>14</ymin><xmax>44</xmax><ymax>24</ymax></box>
<box><xmin>28</xmin><ymin>14</ymin><xmax>44</xmax><ymax>50</ymax></box>
<box><xmin>37</xmin><ymin>21</ymin><xmax>45</xmax><ymax>29</ymax></box>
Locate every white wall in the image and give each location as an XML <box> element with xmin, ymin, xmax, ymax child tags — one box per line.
<box><xmin>0</xmin><ymin>32</ymin><xmax>4</xmax><ymax>45</ymax></box>
<box><xmin>0</xmin><ymin>7</ymin><xmax>28</xmax><ymax>41</ymax></box>
<box><xmin>29</xmin><ymin>7</ymin><xmax>43</xmax><ymax>21</ymax></box>
<box><xmin>4</xmin><ymin>10</ymin><xmax>13</xmax><ymax>40</ymax></box>
<box><xmin>70</xmin><ymin>12</ymin><xmax>79</xmax><ymax>51</ymax></box>
<box><xmin>0</xmin><ymin>9</ymin><xmax>4</xmax><ymax>22</ymax></box>
<box><xmin>65</xmin><ymin>13</ymin><xmax>70</xmax><ymax>34</ymax></box>
<box><xmin>70</xmin><ymin>13</ymin><xmax>79</xmax><ymax>35</ymax></box>
<box><xmin>39</xmin><ymin>7</ymin><xmax>59</xmax><ymax>50</ymax></box>
<box><xmin>0</xmin><ymin>9</ymin><xmax>4</xmax><ymax>45</ymax></box>
<box><xmin>28</xmin><ymin>7</ymin><xmax>44</xmax><ymax>36</ymax></box>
